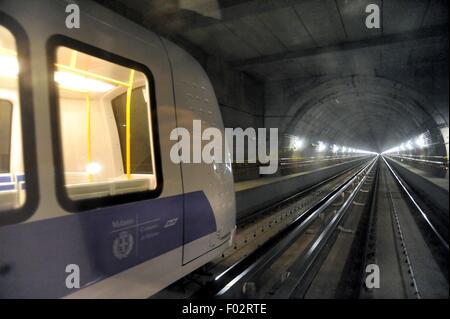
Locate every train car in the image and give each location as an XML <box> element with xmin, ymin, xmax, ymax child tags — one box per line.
<box><xmin>0</xmin><ymin>0</ymin><xmax>236</xmax><ymax>298</ymax></box>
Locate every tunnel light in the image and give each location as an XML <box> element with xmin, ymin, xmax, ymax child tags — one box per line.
<box><xmin>356</xmin><ymin>149</ymin><xmax>377</xmax><ymax>155</ymax></box>
<box><xmin>332</xmin><ymin>144</ymin><xmax>340</xmax><ymax>153</ymax></box>
<box><xmin>54</xmin><ymin>71</ymin><xmax>115</xmax><ymax>93</ymax></box>
<box><xmin>86</xmin><ymin>162</ymin><xmax>102</xmax><ymax>175</ymax></box>
<box><xmin>406</xmin><ymin>140</ymin><xmax>414</xmax><ymax>150</ymax></box>
<box><xmin>415</xmin><ymin>134</ymin><xmax>427</xmax><ymax>148</ymax></box>
<box><xmin>317</xmin><ymin>141</ymin><xmax>326</xmax><ymax>152</ymax></box>
<box><xmin>292</xmin><ymin>137</ymin><xmax>303</xmax><ymax>150</ymax></box>
<box><xmin>382</xmin><ymin>146</ymin><xmax>399</xmax><ymax>154</ymax></box>
<box><xmin>341</xmin><ymin>146</ymin><xmax>347</xmax><ymax>153</ymax></box>
<box><xmin>0</xmin><ymin>55</ymin><xmax>19</xmax><ymax>78</ymax></box>
<box><xmin>383</xmin><ymin>132</ymin><xmax>430</xmax><ymax>154</ymax></box>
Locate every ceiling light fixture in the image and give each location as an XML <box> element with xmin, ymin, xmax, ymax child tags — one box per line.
<box><xmin>54</xmin><ymin>71</ymin><xmax>115</xmax><ymax>93</ymax></box>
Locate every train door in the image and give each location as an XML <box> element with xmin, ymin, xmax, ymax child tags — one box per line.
<box><xmin>162</xmin><ymin>39</ymin><xmax>236</xmax><ymax>265</ymax></box>
<box><xmin>43</xmin><ymin>26</ymin><xmax>187</xmax><ymax>297</ymax></box>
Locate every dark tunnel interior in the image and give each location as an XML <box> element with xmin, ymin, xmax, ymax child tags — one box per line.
<box><xmin>0</xmin><ymin>0</ymin><xmax>449</xmax><ymax>301</ymax></box>
<box><xmin>95</xmin><ymin>0</ymin><xmax>448</xmax><ymax>160</ymax></box>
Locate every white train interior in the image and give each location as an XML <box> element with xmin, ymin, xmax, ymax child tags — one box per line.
<box><xmin>54</xmin><ymin>46</ymin><xmax>158</xmax><ymax>201</ymax></box>
<box><xmin>0</xmin><ymin>24</ymin><xmax>160</xmax><ymax>210</ymax></box>
<box><xmin>0</xmin><ymin>25</ymin><xmax>25</xmax><ymax>211</ymax></box>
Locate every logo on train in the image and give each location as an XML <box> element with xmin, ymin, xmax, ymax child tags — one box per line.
<box><xmin>113</xmin><ymin>230</ymin><xmax>134</xmax><ymax>259</ymax></box>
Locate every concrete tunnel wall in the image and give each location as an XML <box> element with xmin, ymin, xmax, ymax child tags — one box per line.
<box><xmin>264</xmin><ymin>74</ymin><xmax>449</xmax><ymax>157</ymax></box>
<box><xmin>197</xmin><ymin>56</ymin><xmax>449</xmax><ymax>162</ymax></box>
<box><xmin>93</xmin><ymin>0</ymin><xmax>449</xmax><ymax>163</ymax></box>
<box><xmin>235</xmin><ymin>156</ymin><xmax>370</xmax><ymax>220</ymax></box>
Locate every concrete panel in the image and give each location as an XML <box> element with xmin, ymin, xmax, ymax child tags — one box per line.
<box><xmin>203</xmin><ymin>56</ymin><xmax>264</xmax><ymax>129</ymax></box>
<box><xmin>408</xmin><ymin>43</ymin><xmax>447</xmax><ymax>65</ymax></box>
<box><xmin>422</xmin><ymin>0</ymin><xmax>449</xmax><ymax>27</ymax></box>
<box><xmin>380</xmin><ymin>44</ymin><xmax>411</xmax><ymax>66</ymax></box>
<box><xmin>351</xmin><ymin>47</ymin><xmax>381</xmax><ymax>70</ymax></box>
<box><xmin>383</xmin><ymin>0</ymin><xmax>429</xmax><ymax>34</ymax></box>
<box><xmin>294</xmin><ymin>0</ymin><xmax>347</xmax><ymax>46</ymax></box>
<box><xmin>256</xmin><ymin>6</ymin><xmax>315</xmax><ymax>49</ymax></box>
<box><xmin>181</xmin><ymin>23</ymin><xmax>259</xmax><ymax>60</ymax></box>
<box><xmin>224</xmin><ymin>15</ymin><xmax>286</xmax><ymax>56</ymax></box>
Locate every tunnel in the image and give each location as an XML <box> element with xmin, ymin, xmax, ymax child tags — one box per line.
<box><xmin>91</xmin><ymin>0</ymin><xmax>450</xmax><ymax>300</ymax></box>
<box><xmin>0</xmin><ymin>0</ymin><xmax>448</xmax><ymax>302</ymax></box>
<box><xmin>278</xmin><ymin>75</ymin><xmax>447</xmax><ymax>156</ymax></box>
<box><xmin>95</xmin><ymin>0</ymin><xmax>448</xmax><ymax>156</ymax></box>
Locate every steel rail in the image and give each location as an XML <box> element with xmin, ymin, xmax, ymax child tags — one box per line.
<box><xmin>382</xmin><ymin>156</ymin><xmax>449</xmax><ymax>250</ymax></box>
<box><xmin>197</xmin><ymin>157</ymin><xmax>377</xmax><ymax>298</ymax></box>
<box><xmin>383</xmin><ymin>167</ymin><xmax>421</xmax><ymax>299</ymax></box>
<box><xmin>270</xmin><ymin>157</ymin><xmax>378</xmax><ymax>298</ymax></box>
<box><xmin>388</xmin><ymin>155</ymin><xmax>447</xmax><ymax>165</ymax></box>
<box><xmin>237</xmin><ymin>158</ymin><xmax>372</xmax><ymax>225</ymax></box>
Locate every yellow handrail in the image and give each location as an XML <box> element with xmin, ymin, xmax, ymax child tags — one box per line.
<box><xmin>125</xmin><ymin>69</ymin><xmax>135</xmax><ymax>179</ymax></box>
<box><xmin>69</xmin><ymin>50</ymin><xmax>78</xmax><ymax>68</ymax></box>
<box><xmin>86</xmin><ymin>94</ymin><xmax>93</xmax><ymax>182</ymax></box>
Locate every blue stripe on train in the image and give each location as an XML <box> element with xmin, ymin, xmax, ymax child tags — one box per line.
<box><xmin>0</xmin><ymin>191</ymin><xmax>216</xmax><ymax>298</ymax></box>
<box><xmin>0</xmin><ymin>175</ymin><xmax>12</xmax><ymax>183</ymax></box>
<box><xmin>0</xmin><ymin>183</ymin><xmax>15</xmax><ymax>191</ymax></box>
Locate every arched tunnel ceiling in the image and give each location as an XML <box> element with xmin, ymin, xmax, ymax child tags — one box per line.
<box><xmin>283</xmin><ymin>76</ymin><xmax>447</xmax><ymax>152</ymax></box>
<box><xmin>96</xmin><ymin>0</ymin><xmax>449</xmax><ymax>153</ymax></box>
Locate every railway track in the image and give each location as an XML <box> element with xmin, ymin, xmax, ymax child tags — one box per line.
<box><xmin>307</xmin><ymin>157</ymin><xmax>448</xmax><ymax>299</ymax></box>
<box><xmin>359</xmin><ymin>157</ymin><xmax>449</xmax><ymax>298</ymax></box>
<box><xmin>237</xmin><ymin>160</ymin><xmax>372</xmax><ymax>226</ymax></box>
<box><xmin>153</xmin><ymin>156</ymin><xmax>448</xmax><ymax>299</ymax></box>
<box><xmin>191</xmin><ymin>157</ymin><xmax>378</xmax><ymax>298</ymax></box>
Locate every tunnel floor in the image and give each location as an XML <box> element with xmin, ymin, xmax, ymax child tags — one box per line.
<box><xmin>154</xmin><ymin>156</ymin><xmax>448</xmax><ymax>299</ymax></box>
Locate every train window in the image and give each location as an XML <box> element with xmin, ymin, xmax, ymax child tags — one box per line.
<box><xmin>52</xmin><ymin>44</ymin><xmax>158</xmax><ymax>204</ymax></box>
<box><xmin>0</xmin><ymin>26</ymin><xmax>26</xmax><ymax>212</ymax></box>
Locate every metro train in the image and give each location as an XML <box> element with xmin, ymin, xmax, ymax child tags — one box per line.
<box><xmin>0</xmin><ymin>0</ymin><xmax>236</xmax><ymax>298</ymax></box>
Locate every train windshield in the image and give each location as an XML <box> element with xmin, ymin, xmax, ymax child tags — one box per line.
<box><xmin>53</xmin><ymin>45</ymin><xmax>157</xmax><ymax>202</ymax></box>
<box><xmin>0</xmin><ymin>25</ymin><xmax>26</xmax><ymax>212</ymax></box>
